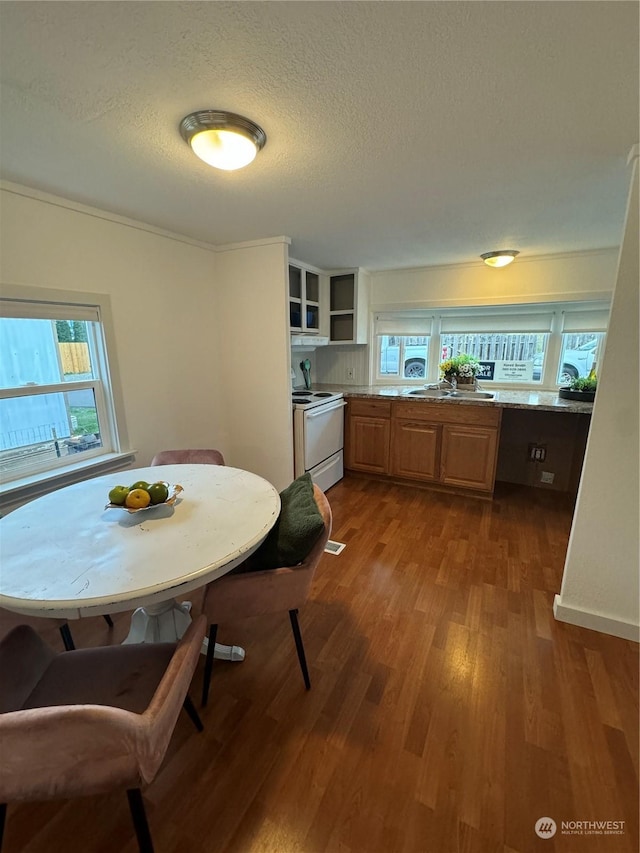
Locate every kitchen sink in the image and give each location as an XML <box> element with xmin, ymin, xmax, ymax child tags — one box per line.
<box><xmin>448</xmin><ymin>390</ymin><xmax>494</xmax><ymax>399</ymax></box>
<box><xmin>406</xmin><ymin>388</ymin><xmax>495</xmax><ymax>400</ymax></box>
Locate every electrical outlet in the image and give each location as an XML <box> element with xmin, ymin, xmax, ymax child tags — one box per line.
<box><xmin>346</xmin><ymin>367</ymin><xmax>355</xmax><ymax>380</ymax></box>
<box><xmin>528</xmin><ymin>443</ymin><xmax>547</xmax><ymax>462</ymax></box>
<box><xmin>540</xmin><ymin>471</ymin><xmax>555</xmax><ymax>484</ymax></box>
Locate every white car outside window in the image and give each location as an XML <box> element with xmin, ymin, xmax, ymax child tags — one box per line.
<box><xmin>379</xmin><ymin>338</ymin><xmax>428</xmax><ymax>378</ymax></box>
<box><xmin>533</xmin><ymin>337</ymin><xmax>600</xmax><ymax>383</ymax></box>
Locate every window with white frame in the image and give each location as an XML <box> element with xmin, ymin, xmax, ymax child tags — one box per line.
<box><xmin>438</xmin><ymin>308</ymin><xmax>555</xmax><ymax>384</ymax></box>
<box><xmin>555</xmin><ymin>306</ymin><xmax>609</xmax><ymax>385</ymax></box>
<box><xmin>376</xmin><ymin>313</ymin><xmax>433</xmax><ymax>381</ymax></box>
<box><xmin>379</xmin><ymin>336</ymin><xmax>430</xmax><ymax>378</ymax></box>
<box><xmin>0</xmin><ymin>290</ymin><xmax>125</xmax><ymax>485</ymax></box>
<box><xmin>374</xmin><ymin>302</ymin><xmax>609</xmax><ymax>386</ymax></box>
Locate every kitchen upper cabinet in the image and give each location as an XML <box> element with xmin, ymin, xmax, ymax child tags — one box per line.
<box><xmin>345</xmin><ymin>399</ymin><xmax>390</xmax><ymax>474</ymax></box>
<box><xmin>328</xmin><ymin>269</ymin><xmax>370</xmax><ymax>344</ymax></box>
<box><xmin>289</xmin><ymin>261</ymin><xmax>322</xmax><ymax>334</ymax></box>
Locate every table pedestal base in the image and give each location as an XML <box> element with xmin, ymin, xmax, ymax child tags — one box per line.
<box><xmin>122</xmin><ymin>599</ymin><xmax>245</xmax><ymax>661</ymax></box>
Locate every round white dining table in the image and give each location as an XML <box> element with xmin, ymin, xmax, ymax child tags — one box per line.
<box><xmin>0</xmin><ymin>464</ymin><xmax>280</xmax><ymax>658</ymax></box>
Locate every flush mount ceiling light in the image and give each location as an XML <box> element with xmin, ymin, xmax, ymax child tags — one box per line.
<box><xmin>179</xmin><ymin>110</ymin><xmax>266</xmax><ymax>171</ymax></box>
<box><xmin>481</xmin><ymin>250</ymin><xmax>520</xmax><ymax>268</ymax></box>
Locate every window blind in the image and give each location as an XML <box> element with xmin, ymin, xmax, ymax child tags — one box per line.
<box><xmin>374</xmin><ymin>312</ymin><xmax>433</xmax><ymax>336</ymax></box>
<box><xmin>561</xmin><ymin>307</ymin><xmax>610</xmax><ymax>333</ymax></box>
<box><xmin>440</xmin><ymin>311</ymin><xmax>554</xmax><ymax>334</ymax></box>
<box><xmin>0</xmin><ymin>299</ymin><xmax>101</xmax><ymax>323</ymax></box>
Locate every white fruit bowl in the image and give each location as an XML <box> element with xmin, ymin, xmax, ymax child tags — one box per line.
<box><xmin>105</xmin><ymin>483</ymin><xmax>184</xmax><ymax>513</ymax></box>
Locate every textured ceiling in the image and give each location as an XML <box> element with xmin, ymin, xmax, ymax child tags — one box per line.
<box><xmin>0</xmin><ymin>1</ymin><xmax>638</xmax><ymax>270</ymax></box>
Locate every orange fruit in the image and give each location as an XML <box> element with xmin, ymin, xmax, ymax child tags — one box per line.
<box><xmin>125</xmin><ymin>488</ymin><xmax>151</xmax><ymax>509</ymax></box>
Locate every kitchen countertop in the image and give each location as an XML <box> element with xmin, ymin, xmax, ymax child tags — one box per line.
<box><xmin>312</xmin><ymin>384</ymin><xmax>594</xmax><ymax>414</ymax></box>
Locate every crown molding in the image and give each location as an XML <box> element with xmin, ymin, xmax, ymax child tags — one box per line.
<box><xmin>0</xmin><ymin>181</ymin><xmax>219</xmax><ymax>253</ymax></box>
<box><xmin>215</xmin><ymin>236</ymin><xmax>291</xmax><ymax>254</ymax></box>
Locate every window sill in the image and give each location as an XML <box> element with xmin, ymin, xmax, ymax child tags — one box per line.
<box><xmin>0</xmin><ymin>450</ymin><xmax>138</xmax><ymax>514</ymax></box>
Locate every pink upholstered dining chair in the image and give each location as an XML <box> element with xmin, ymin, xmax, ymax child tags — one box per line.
<box><xmin>150</xmin><ymin>448</ymin><xmax>225</xmax><ymax>467</ymax></box>
<box><xmin>0</xmin><ymin>608</ymin><xmax>69</xmax><ymax>651</ymax></box>
<box><xmin>0</xmin><ymin>615</ymin><xmax>206</xmax><ymax>853</ymax></box>
<box><xmin>0</xmin><ymin>607</ymin><xmax>113</xmax><ymax>652</ymax></box>
<box><xmin>200</xmin><ymin>484</ymin><xmax>332</xmax><ymax>706</ymax></box>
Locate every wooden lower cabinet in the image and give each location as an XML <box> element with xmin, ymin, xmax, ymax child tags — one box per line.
<box><xmin>440</xmin><ymin>424</ymin><xmax>499</xmax><ymax>491</ymax></box>
<box><xmin>391</xmin><ymin>419</ymin><xmax>440</xmax><ymax>481</ymax></box>
<box><xmin>345</xmin><ymin>397</ymin><xmax>502</xmax><ymax>495</ymax></box>
<box><xmin>345</xmin><ymin>399</ymin><xmax>392</xmax><ymax>474</ymax></box>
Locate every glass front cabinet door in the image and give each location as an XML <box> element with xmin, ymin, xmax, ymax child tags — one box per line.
<box><xmin>289</xmin><ymin>262</ymin><xmax>321</xmax><ymax>334</ymax></box>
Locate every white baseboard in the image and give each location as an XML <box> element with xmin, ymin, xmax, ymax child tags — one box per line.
<box><xmin>553</xmin><ymin>595</ymin><xmax>640</xmax><ymax>642</ymax></box>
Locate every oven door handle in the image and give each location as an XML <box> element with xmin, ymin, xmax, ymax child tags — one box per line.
<box><xmin>306</xmin><ymin>400</ymin><xmax>347</xmax><ymax>418</ymax></box>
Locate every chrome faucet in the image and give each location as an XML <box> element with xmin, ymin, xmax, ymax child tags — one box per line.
<box><xmin>425</xmin><ymin>378</ymin><xmax>456</xmax><ymax>391</ymax></box>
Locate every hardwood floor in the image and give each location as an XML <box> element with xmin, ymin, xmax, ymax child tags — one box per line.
<box><xmin>4</xmin><ymin>477</ymin><xmax>638</xmax><ymax>853</ymax></box>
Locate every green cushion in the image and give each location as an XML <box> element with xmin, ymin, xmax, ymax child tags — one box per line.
<box><xmin>238</xmin><ymin>474</ymin><xmax>324</xmax><ymax>572</ymax></box>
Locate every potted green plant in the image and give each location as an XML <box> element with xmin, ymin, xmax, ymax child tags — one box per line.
<box><xmin>439</xmin><ymin>354</ymin><xmax>481</xmax><ymax>387</ymax></box>
<box><xmin>558</xmin><ymin>376</ymin><xmax>597</xmax><ymax>402</ymax></box>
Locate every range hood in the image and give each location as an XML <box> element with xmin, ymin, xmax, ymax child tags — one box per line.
<box><xmin>290</xmin><ymin>334</ymin><xmax>329</xmax><ymax>350</ymax></box>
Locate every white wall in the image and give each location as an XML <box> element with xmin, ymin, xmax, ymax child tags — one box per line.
<box><xmin>0</xmin><ymin>184</ymin><xmax>224</xmax><ymax>468</ymax></box>
<box><xmin>554</xmin><ymin>150</ymin><xmax>640</xmax><ymax>641</ymax></box>
<box><xmin>370</xmin><ymin>249</ymin><xmax>617</xmax><ymax>309</ymax></box>
<box><xmin>313</xmin><ymin>344</ymin><xmax>370</xmax><ymax>387</ymax></box>
<box><xmin>214</xmin><ymin>237</ymin><xmax>293</xmax><ymax>490</ymax></box>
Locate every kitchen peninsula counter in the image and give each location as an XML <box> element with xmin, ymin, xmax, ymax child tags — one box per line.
<box><xmin>315</xmin><ymin>385</ymin><xmax>594</xmax><ymax>414</ymax></box>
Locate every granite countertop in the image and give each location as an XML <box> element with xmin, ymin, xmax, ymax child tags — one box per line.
<box><xmin>311</xmin><ymin>384</ymin><xmax>594</xmax><ymax>414</ymax></box>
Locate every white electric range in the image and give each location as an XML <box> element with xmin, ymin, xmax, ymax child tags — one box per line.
<box><xmin>291</xmin><ymin>389</ymin><xmax>344</xmax><ymax>410</ymax></box>
<box><xmin>292</xmin><ymin>390</ymin><xmax>346</xmax><ymax>491</ymax></box>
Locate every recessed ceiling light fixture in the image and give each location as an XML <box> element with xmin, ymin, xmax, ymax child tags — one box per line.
<box><xmin>480</xmin><ymin>250</ymin><xmax>519</xmax><ymax>268</ymax></box>
<box><xmin>179</xmin><ymin>110</ymin><xmax>266</xmax><ymax>171</ymax></box>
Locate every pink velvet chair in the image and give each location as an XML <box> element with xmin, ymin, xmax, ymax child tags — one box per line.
<box><xmin>150</xmin><ymin>448</ymin><xmax>225</xmax><ymax>467</ymax></box>
<box><xmin>0</xmin><ymin>615</ymin><xmax>206</xmax><ymax>852</ymax></box>
<box><xmin>0</xmin><ymin>607</ymin><xmax>113</xmax><ymax>652</ymax></box>
<box><xmin>200</xmin><ymin>484</ymin><xmax>332</xmax><ymax>705</ymax></box>
<box><xmin>0</xmin><ymin>608</ymin><xmax>68</xmax><ymax>651</ymax></box>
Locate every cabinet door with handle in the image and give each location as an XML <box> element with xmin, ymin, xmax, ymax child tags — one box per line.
<box><xmin>391</xmin><ymin>419</ymin><xmax>440</xmax><ymax>481</ymax></box>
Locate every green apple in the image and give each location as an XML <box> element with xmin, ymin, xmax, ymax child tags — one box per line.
<box><xmin>108</xmin><ymin>485</ymin><xmax>130</xmax><ymax>506</ymax></box>
<box><xmin>130</xmin><ymin>480</ymin><xmax>150</xmax><ymax>491</ymax></box>
<box><xmin>147</xmin><ymin>482</ymin><xmax>169</xmax><ymax>505</ymax></box>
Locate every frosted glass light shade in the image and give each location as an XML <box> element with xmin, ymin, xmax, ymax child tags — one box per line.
<box><xmin>190</xmin><ymin>129</ymin><xmax>257</xmax><ymax>170</ymax></box>
<box><xmin>180</xmin><ymin>110</ymin><xmax>266</xmax><ymax>171</ymax></box>
<box><xmin>481</xmin><ymin>250</ymin><xmax>519</xmax><ymax>267</ymax></box>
